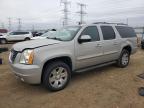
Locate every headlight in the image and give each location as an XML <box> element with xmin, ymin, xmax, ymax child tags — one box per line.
<box><xmin>19</xmin><ymin>49</ymin><xmax>34</xmax><ymax>64</ymax></box>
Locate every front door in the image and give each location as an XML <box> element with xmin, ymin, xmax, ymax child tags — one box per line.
<box><xmin>75</xmin><ymin>26</ymin><xmax>103</xmax><ymax>69</ymax></box>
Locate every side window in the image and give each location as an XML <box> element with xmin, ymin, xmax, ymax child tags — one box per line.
<box><xmin>21</xmin><ymin>32</ymin><xmax>29</xmax><ymax>35</ymax></box>
<box><xmin>101</xmin><ymin>26</ymin><xmax>115</xmax><ymax>40</ymax></box>
<box><xmin>10</xmin><ymin>32</ymin><xmax>29</xmax><ymax>35</ymax></box>
<box><xmin>15</xmin><ymin>32</ymin><xmax>21</xmax><ymax>35</ymax></box>
<box><xmin>116</xmin><ymin>26</ymin><xmax>136</xmax><ymax>38</ymax></box>
<box><xmin>16</xmin><ymin>32</ymin><xmax>25</xmax><ymax>35</ymax></box>
<box><xmin>11</xmin><ymin>32</ymin><xmax>20</xmax><ymax>35</ymax></box>
<box><xmin>81</xmin><ymin>26</ymin><xmax>100</xmax><ymax>41</ymax></box>
<box><xmin>9</xmin><ymin>32</ymin><xmax>16</xmax><ymax>35</ymax></box>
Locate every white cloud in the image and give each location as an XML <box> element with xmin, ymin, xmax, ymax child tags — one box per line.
<box><xmin>0</xmin><ymin>0</ymin><xmax>144</xmax><ymax>30</ymax></box>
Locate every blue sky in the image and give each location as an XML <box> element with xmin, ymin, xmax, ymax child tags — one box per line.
<box><xmin>0</xmin><ymin>0</ymin><xmax>144</xmax><ymax>30</ymax></box>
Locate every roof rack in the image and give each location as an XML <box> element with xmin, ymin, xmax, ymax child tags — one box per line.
<box><xmin>93</xmin><ymin>22</ymin><xmax>128</xmax><ymax>25</ymax></box>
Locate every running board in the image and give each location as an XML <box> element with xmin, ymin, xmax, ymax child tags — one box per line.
<box><xmin>75</xmin><ymin>61</ymin><xmax>116</xmax><ymax>73</ymax></box>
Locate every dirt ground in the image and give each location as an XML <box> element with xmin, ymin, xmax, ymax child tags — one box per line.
<box><xmin>0</xmin><ymin>44</ymin><xmax>144</xmax><ymax>108</ymax></box>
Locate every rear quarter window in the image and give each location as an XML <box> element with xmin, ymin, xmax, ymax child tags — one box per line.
<box><xmin>116</xmin><ymin>26</ymin><xmax>136</xmax><ymax>38</ymax></box>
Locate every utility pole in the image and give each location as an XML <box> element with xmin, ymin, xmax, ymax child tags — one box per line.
<box><xmin>8</xmin><ymin>17</ymin><xmax>11</xmax><ymax>31</ymax></box>
<box><xmin>126</xmin><ymin>18</ymin><xmax>129</xmax><ymax>25</ymax></box>
<box><xmin>17</xmin><ymin>18</ymin><xmax>22</xmax><ymax>31</ymax></box>
<box><xmin>60</xmin><ymin>0</ymin><xmax>71</xmax><ymax>26</ymax></box>
<box><xmin>1</xmin><ymin>23</ymin><xmax>5</xmax><ymax>29</ymax></box>
<box><xmin>142</xmin><ymin>26</ymin><xmax>144</xmax><ymax>38</ymax></box>
<box><xmin>32</xmin><ymin>25</ymin><xmax>35</xmax><ymax>31</ymax></box>
<box><xmin>77</xmin><ymin>3</ymin><xmax>87</xmax><ymax>25</ymax></box>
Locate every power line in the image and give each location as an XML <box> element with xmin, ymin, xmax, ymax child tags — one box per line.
<box><xmin>60</xmin><ymin>0</ymin><xmax>71</xmax><ymax>26</ymax></box>
<box><xmin>77</xmin><ymin>3</ymin><xmax>87</xmax><ymax>25</ymax></box>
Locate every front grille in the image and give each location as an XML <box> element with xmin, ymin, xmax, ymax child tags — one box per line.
<box><xmin>10</xmin><ymin>49</ymin><xmax>18</xmax><ymax>63</ymax></box>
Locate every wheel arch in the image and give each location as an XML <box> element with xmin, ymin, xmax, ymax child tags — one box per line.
<box><xmin>41</xmin><ymin>56</ymin><xmax>72</xmax><ymax>83</ymax></box>
<box><xmin>122</xmin><ymin>45</ymin><xmax>132</xmax><ymax>54</ymax></box>
<box><xmin>25</xmin><ymin>37</ymin><xmax>30</xmax><ymax>40</ymax></box>
<box><xmin>0</xmin><ymin>38</ymin><xmax>7</xmax><ymax>43</ymax></box>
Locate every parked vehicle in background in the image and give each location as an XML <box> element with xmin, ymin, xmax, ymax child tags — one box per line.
<box><xmin>32</xmin><ymin>31</ymin><xmax>44</xmax><ymax>37</ymax></box>
<box><xmin>0</xmin><ymin>29</ymin><xmax>8</xmax><ymax>37</ymax></box>
<box><xmin>31</xmin><ymin>31</ymin><xmax>56</xmax><ymax>40</ymax></box>
<box><xmin>9</xmin><ymin>22</ymin><xmax>137</xmax><ymax>91</ymax></box>
<box><xmin>0</xmin><ymin>31</ymin><xmax>33</xmax><ymax>44</ymax></box>
<box><xmin>0</xmin><ymin>29</ymin><xmax>8</xmax><ymax>34</ymax></box>
<box><xmin>141</xmin><ymin>35</ymin><xmax>144</xmax><ymax>49</ymax></box>
<box><xmin>0</xmin><ymin>33</ymin><xmax>3</xmax><ymax>37</ymax></box>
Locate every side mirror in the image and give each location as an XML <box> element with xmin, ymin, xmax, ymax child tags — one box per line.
<box><xmin>78</xmin><ymin>35</ymin><xmax>92</xmax><ymax>43</ymax></box>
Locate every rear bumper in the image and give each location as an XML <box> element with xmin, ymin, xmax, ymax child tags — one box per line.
<box><xmin>10</xmin><ymin>63</ymin><xmax>42</xmax><ymax>84</ymax></box>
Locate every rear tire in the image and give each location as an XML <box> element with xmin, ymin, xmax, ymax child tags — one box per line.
<box><xmin>42</xmin><ymin>61</ymin><xmax>71</xmax><ymax>91</ymax></box>
<box><xmin>117</xmin><ymin>49</ymin><xmax>130</xmax><ymax>68</ymax></box>
<box><xmin>25</xmin><ymin>38</ymin><xmax>30</xmax><ymax>41</ymax></box>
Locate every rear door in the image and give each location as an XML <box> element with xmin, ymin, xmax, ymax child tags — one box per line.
<box><xmin>7</xmin><ymin>32</ymin><xmax>19</xmax><ymax>41</ymax></box>
<box><xmin>75</xmin><ymin>26</ymin><xmax>103</xmax><ymax>69</ymax></box>
<box><xmin>9</xmin><ymin>32</ymin><xmax>30</xmax><ymax>41</ymax></box>
<box><xmin>100</xmin><ymin>26</ymin><xmax>120</xmax><ymax>62</ymax></box>
<box><xmin>15</xmin><ymin>32</ymin><xmax>28</xmax><ymax>40</ymax></box>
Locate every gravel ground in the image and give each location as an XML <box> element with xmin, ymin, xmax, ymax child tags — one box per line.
<box><xmin>0</xmin><ymin>44</ymin><xmax>144</xmax><ymax>108</ymax></box>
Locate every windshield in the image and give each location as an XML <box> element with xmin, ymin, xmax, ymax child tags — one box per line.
<box><xmin>41</xmin><ymin>31</ymin><xmax>56</xmax><ymax>37</ymax></box>
<box><xmin>46</xmin><ymin>26</ymin><xmax>81</xmax><ymax>41</ymax></box>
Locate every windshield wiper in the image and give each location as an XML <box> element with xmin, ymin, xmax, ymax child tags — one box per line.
<box><xmin>47</xmin><ymin>37</ymin><xmax>62</xmax><ymax>41</ymax></box>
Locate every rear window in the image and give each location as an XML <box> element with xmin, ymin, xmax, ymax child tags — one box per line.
<box><xmin>116</xmin><ymin>26</ymin><xmax>136</xmax><ymax>38</ymax></box>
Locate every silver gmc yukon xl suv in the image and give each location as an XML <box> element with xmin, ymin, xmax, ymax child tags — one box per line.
<box><xmin>9</xmin><ymin>22</ymin><xmax>137</xmax><ymax>91</ymax></box>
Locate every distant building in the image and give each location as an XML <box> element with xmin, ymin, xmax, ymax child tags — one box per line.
<box><xmin>0</xmin><ymin>29</ymin><xmax>8</xmax><ymax>33</ymax></box>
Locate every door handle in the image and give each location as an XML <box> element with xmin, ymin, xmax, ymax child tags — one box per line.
<box><xmin>113</xmin><ymin>42</ymin><xmax>118</xmax><ymax>45</ymax></box>
<box><xmin>96</xmin><ymin>44</ymin><xmax>102</xmax><ymax>47</ymax></box>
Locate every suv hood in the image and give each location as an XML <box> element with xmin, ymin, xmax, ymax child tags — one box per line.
<box><xmin>13</xmin><ymin>39</ymin><xmax>61</xmax><ymax>51</ymax></box>
<box><xmin>31</xmin><ymin>36</ymin><xmax>46</xmax><ymax>40</ymax></box>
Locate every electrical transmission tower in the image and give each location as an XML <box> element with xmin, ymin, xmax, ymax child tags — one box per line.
<box><xmin>32</xmin><ymin>25</ymin><xmax>35</xmax><ymax>31</ymax></box>
<box><xmin>77</xmin><ymin>3</ymin><xmax>87</xmax><ymax>25</ymax></box>
<box><xmin>1</xmin><ymin>23</ymin><xmax>5</xmax><ymax>29</ymax></box>
<box><xmin>8</xmin><ymin>17</ymin><xmax>11</xmax><ymax>31</ymax></box>
<box><xmin>126</xmin><ymin>18</ymin><xmax>129</xmax><ymax>25</ymax></box>
<box><xmin>60</xmin><ymin>0</ymin><xmax>71</xmax><ymax>26</ymax></box>
<box><xmin>17</xmin><ymin>18</ymin><xmax>22</xmax><ymax>31</ymax></box>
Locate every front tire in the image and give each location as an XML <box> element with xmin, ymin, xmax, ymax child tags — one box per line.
<box><xmin>42</xmin><ymin>61</ymin><xmax>71</xmax><ymax>91</ymax></box>
<box><xmin>117</xmin><ymin>49</ymin><xmax>130</xmax><ymax>68</ymax></box>
<box><xmin>0</xmin><ymin>39</ymin><xmax>7</xmax><ymax>44</ymax></box>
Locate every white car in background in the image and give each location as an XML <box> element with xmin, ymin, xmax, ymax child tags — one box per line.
<box><xmin>0</xmin><ymin>33</ymin><xmax>7</xmax><ymax>37</ymax></box>
<box><xmin>0</xmin><ymin>31</ymin><xmax>33</xmax><ymax>44</ymax></box>
<box><xmin>0</xmin><ymin>33</ymin><xmax>3</xmax><ymax>37</ymax></box>
<box><xmin>31</xmin><ymin>31</ymin><xmax>56</xmax><ymax>40</ymax></box>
